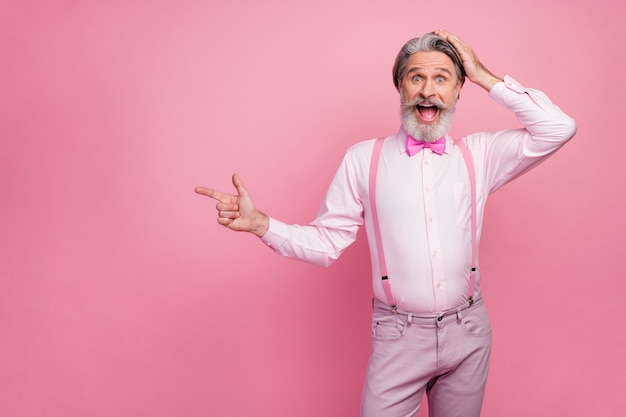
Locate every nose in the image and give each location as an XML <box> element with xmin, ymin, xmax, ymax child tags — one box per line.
<box><xmin>420</xmin><ymin>79</ymin><xmax>436</xmax><ymax>98</ymax></box>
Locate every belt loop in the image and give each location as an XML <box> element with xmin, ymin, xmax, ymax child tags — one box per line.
<box><xmin>407</xmin><ymin>312</ymin><xmax>413</xmax><ymax>326</ymax></box>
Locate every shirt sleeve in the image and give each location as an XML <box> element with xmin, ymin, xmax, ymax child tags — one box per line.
<box><xmin>479</xmin><ymin>75</ymin><xmax>577</xmax><ymax>193</ymax></box>
<box><xmin>260</xmin><ymin>144</ymin><xmax>367</xmax><ymax>267</ymax></box>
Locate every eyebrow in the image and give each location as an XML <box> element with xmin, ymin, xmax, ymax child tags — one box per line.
<box><xmin>406</xmin><ymin>67</ymin><xmax>453</xmax><ymax>76</ymax></box>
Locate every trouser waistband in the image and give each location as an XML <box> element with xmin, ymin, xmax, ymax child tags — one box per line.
<box><xmin>373</xmin><ymin>294</ymin><xmax>483</xmax><ymax>323</ymax></box>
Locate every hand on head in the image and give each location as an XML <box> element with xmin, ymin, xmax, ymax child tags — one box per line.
<box><xmin>434</xmin><ymin>29</ymin><xmax>502</xmax><ymax>91</ymax></box>
<box><xmin>195</xmin><ymin>174</ymin><xmax>269</xmax><ymax>237</ymax></box>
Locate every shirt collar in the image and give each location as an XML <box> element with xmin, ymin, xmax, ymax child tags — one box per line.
<box><xmin>395</xmin><ymin>126</ymin><xmax>453</xmax><ymax>156</ymax></box>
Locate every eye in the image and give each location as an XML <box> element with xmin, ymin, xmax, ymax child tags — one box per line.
<box><xmin>412</xmin><ymin>75</ymin><xmax>423</xmax><ymax>83</ymax></box>
<box><xmin>436</xmin><ymin>76</ymin><xmax>446</xmax><ymax>83</ymax></box>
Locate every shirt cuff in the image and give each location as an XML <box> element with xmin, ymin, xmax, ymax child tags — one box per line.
<box><xmin>488</xmin><ymin>75</ymin><xmax>523</xmax><ymax>105</ymax></box>
<box><xmin>260</xmin><ymin>217</ymin><xmax>289</xmax><ymax>249</ymax></box>
<box><xmin>489</xmin><ymin>74</ymin><xmax>558</xmax><ymax>113</ymax></box>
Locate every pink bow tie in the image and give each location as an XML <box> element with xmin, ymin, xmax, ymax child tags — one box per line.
<box><xmin>406</xmin><ymin>135</ymin><xmax>446</xmax><ymax>156</ymax></box>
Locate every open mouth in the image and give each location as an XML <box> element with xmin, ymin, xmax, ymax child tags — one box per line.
<box><xmin>416</xmin><ymin>105</ymin><xmax>440</xmax><ymax>123</ymax></box>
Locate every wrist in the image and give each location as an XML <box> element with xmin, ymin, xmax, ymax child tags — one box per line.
<box><xmin>476</xmin><ymin>72</ymin><xmax>503</xmax><ymax>92</ymax></box>
<box><xmin>251</xmin><ymin>212</ymin><xmax>270</xmax><ymax>237</ymax></box>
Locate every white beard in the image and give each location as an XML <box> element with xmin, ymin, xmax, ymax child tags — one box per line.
<box><xmin>401</xmin><ymin>100</ymin><xmax>457</xmax><ymax>142</ymax></box>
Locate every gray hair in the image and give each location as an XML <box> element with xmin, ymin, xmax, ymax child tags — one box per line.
<box><xmin>392</xmin><ymin>32</ymin><xmax>466</xmax><ymax>91</ymax></box>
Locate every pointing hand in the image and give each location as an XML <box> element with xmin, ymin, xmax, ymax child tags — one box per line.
<box><xmin>195</xmin><ymin>174</ymin><xmax>269</xmax><ymax>237</ymax></box>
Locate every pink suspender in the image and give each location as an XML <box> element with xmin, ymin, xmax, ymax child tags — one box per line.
<box><xmin>369</xmin><ymin>137</ymin><xmax>478</xmax><ymax>313</ymax></box>
<box><xmin>368</xmin><ymin>138</ymin><xmax>397</xmax><ymax>312</ymax></box>
<box><xmin>454</xmin><ymin>138</ymin><xmax>478</xmax><ymax>305</ymax></box>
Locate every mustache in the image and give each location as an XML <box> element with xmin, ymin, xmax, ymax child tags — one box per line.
<box><xmin>401</xmin><ymin>97</ymin><xmax>449</xmax><ymax>110</ymax></box>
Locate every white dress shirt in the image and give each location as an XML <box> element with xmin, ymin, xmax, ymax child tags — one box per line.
<box><xmin>261</xmin><ymin>76</ymin><xmax>577</xmax><ymax>313</ymax></box>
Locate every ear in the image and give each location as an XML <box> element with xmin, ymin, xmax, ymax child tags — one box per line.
<box><xmin>455</xmin><ymin>80</ymin><xmax>463</xmax><ymax>101</ymax></box>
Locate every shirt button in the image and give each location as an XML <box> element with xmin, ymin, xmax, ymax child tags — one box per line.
<box><xmin>428</xmin><ymin>217</ymin><xmax>434</xmax><ymax>223</ymax></box>
<box><xmin>436</xmin><ymin>283</ymin><xmax>442</xmax><ymax>288</ymax></box>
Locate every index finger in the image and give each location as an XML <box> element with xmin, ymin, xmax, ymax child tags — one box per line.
<box><xmin>194</xmin><ymin>186</ymin><xmax>233</xmax><ymax>203</ymax></box>
<box><xmin>435</xmin><ymin>29</ymin><xmax>467</xmax><ymax>47</ymax></box>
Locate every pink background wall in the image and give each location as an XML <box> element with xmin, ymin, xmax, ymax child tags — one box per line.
<box><xmin>2</xmin><ymin>0</ymin><xmax>624</xmax><ymax>416</ymax></box>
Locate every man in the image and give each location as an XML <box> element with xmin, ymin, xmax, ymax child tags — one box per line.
<box><xmin>195</xmin><ymin>30</ymin><xmax>576</xmax><ymax>417</ymax></box>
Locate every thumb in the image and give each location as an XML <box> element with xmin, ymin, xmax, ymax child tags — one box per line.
<box><xmin>231</xmin><ymin>173</ymin><xmax>249</xmax><ymax>197</ymax></box>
